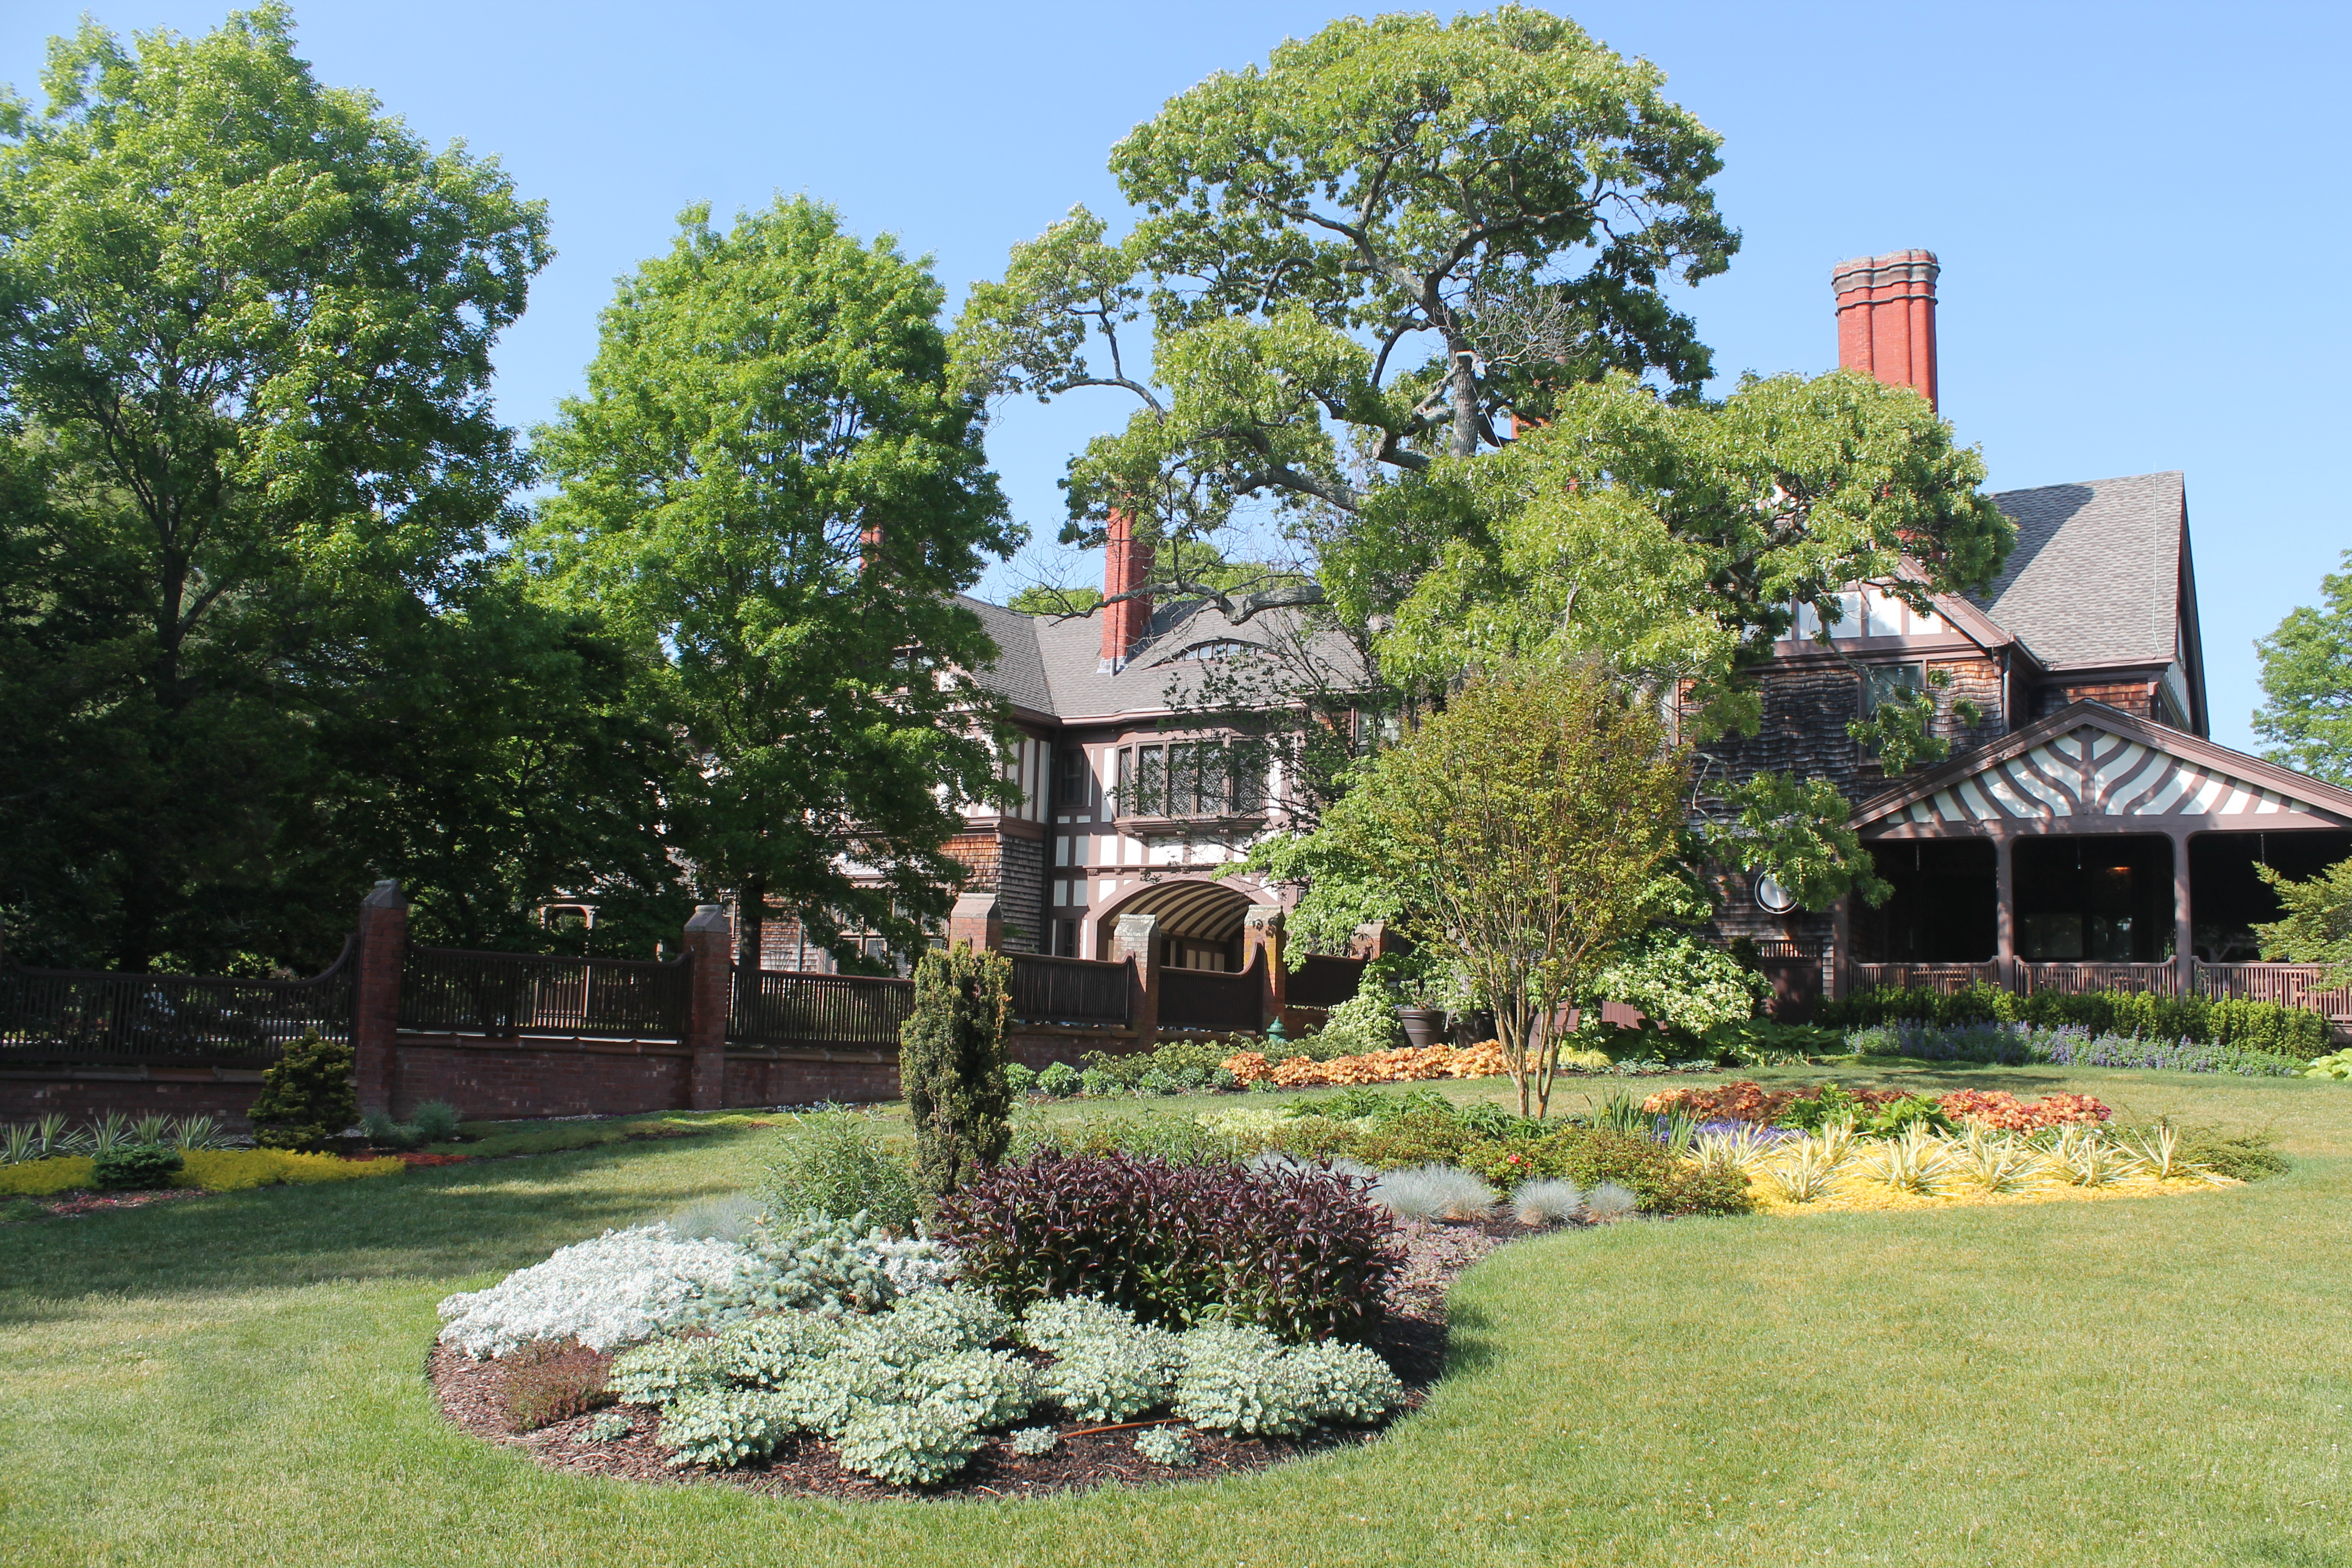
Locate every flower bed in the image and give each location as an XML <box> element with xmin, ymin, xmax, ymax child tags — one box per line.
<box><xmin>1642</xmin><ymin>1081</ymin><xmax>2112</xmax><ymax>1134</ymax></box>
<box><xmin>1224</xmin><ymin>1041</ymin><xmax>1513</xmax><ymax>1088</ymax></box>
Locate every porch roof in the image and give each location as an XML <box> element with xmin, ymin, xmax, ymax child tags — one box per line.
<box><xmin>1850</xmin><ymin>701</ymin><xmax>2352</xmax><ymax>837</ymax></box>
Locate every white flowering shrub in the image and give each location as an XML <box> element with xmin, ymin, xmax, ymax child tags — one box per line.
<box><xmin>1134</xmin><ymin>1424</ymin><xmax>1197</xmax><ymax>1466</ymax></box>
<box><xmin>435</xmin><ymin>1226</ymin><xmax>758</xmax><ymax>1358</ymax></box>
<box><xmin>1173</xmin><ymin>1321</ymin><xmax>1403</xmax><ymax>1436</ymax></box>
<box><xmin>1588</xmin><ymin>932</ymin><xmax>1766</xmax><ymax>1036</ymax></box>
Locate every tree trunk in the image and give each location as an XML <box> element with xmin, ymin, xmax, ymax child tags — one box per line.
<box><xmin>1449</xmin><ymin>347</ymin><xmax>1480</xmax><ymax>458</ymax></box>
<box><xmin>737</xmin><ymin>871</ymin><xmax>766</xmax><ymax>973</ymax></box>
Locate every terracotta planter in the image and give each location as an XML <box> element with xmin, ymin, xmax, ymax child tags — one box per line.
<box><xmin>1395</xmin><ymin>1007</ymin><xmax>1447</xmax><ymax>1049</ymax></box>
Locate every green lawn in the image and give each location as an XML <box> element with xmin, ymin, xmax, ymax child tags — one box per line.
<box><xmin>5</xmin><ymin>1064</ymin><xmax>2349</xmax><ymax>1567</ymax></box>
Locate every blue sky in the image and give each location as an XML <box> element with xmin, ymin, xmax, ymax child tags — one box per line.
<box><xmin>7</xmin><ymin>2</ymin><xmax>2344</xmax><ymax>752</ymax></box>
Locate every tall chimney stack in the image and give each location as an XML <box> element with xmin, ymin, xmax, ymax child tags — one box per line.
<box><xmin>1099</xmin><ymin>508</ymin><xmax>1153</xmax><ymax>668</ymax></box>
<box><xmin>1832</xmin><ymin>249</ymin><xmax>1940</xmax><ymax>410</ymax></box>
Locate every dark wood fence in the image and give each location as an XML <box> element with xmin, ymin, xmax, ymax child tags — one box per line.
<box><xmin>1159</xmin><ymin>952</ymin><xmax>1264</xmax><ymax>1033</ymax></box>
<box><xmin>399</xmin><ymin>948</ymin><xmax>689</xmax><ymax>1038</ymax></box>
<box><xmin>1287</xmin><ymin>954</ymin><xmax>1367</xmax><ymax>1010</ymax></box>
<box><xmin>1008</xmin><ymin>954</ymin><xmax>1133</xmax><ymax>1028</ymax></box>
<box><xmin>0</xmin><ymin>938</ymin><xmax>358</xmax><ymax>1066</ymax></box>
<box><xmin>1852</xmin><ymin>962</ymin><xmax>2002</xmax><ymax>995</ymax></box>
<box><xmin>728</xmin><ymin>968</ymin><xmax>916</xmax><ymax>1050</ymax></box>
<box><xmin>2018</xmin><ymin>961</ymin><xmax>2182</xmax><ymax>997</ymax></box>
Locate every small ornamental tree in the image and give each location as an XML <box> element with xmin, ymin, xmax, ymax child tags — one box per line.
<box><xmin>2257</xmin><ymin>854</ymin><xmax>2352</xmax><ymax>982</ymax></box>
<box><xmin>246</xmin><ymin>1031</ymin><xmax>360</xmax><ymax>1151</ymax></box>
<box><xmin>1321</xmin><ymin>660</ymin><xmax>1690</xmax><ymax>1118</ymax></box>
<box><xmin>901</xmin><ymin>945</ymin><xmax>1014</xmax><ymax>1205</ymax></box>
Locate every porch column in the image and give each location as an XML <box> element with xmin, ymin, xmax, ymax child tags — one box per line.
<box><xmin>2173</xmin><ymin>827</ymin><xmax>2196</xmax><ymax>996</ymax></box>
<box><xmin>1993</xmin><ymin>832</ymin><xmax>2017</xmax><ymax>989</ymax></box>
<box><xmin>682</xmin><ymin>904</ymin><xmax>733</xmax><ymax>1112</ymax></box>
<box><xmin>1828</xmin><ymin>895</ymin><xmax>1852</xmax><ymax>1002</ymax></box>
<box><xmin>1242</xmin><ymin>905</ymin><xmax>1286</xmax><ymax>1031</ymax></box>
<box><xmin>1112</xmin><ymin>912</ymin><xmax>1160</xmax><ymax>1050</ymax></box>
<box><xmin>948</xmin><ymin>890</ymin><xmax>1003</xmax><ymax>952</ymax></box>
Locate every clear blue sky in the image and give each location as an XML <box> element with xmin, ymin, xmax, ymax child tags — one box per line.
<box><xmin>7</xmin><ymin>2</ymin><xmax>2344</xmax><ymax>753</ymax></box>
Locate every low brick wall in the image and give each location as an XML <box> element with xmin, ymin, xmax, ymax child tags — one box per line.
<box><xmin>1</xmin><ymin>1023</ymin><xmax>1155</xmax><ymax>1126</ymax></box>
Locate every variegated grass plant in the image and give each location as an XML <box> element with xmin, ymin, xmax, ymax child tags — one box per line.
<box><xmin>1857</xmin><ymin>1126</ymin><xmax>1953</xmax><ymax>1196</ymax></box>
<box><xmin>1760</xmin><ymin>1135</ymin><xmax>1844</xmax><ymax>1204</ymax></box>
<box><xmin>1949</xmin><ymin>1125</ymin><xmax>2040</xmax><ymax>1195</ymax></box>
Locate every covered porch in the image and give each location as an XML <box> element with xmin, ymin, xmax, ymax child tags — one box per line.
<box><xmin>1841</xmin><ymin>703</ymin><xmax>2352</xmax><ymax>1022</ymax></box>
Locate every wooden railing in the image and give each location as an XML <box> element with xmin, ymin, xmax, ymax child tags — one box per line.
<box><xmin>0</xmin><ymin>937</ymin><xmax>358</xmax><ymax>1066</ymax></box>
<box><xmin>1159</xmin><ymin>951</ymin><xmax>1265</xmax><ymax>1034</ymax></box>
<box><xmin>2195</xmin><ymin>962</ymin><xmax>2352</xmax><ymax>1020</ymax></box>
<box><xmin>1008</xmin><ymin>954</ymin><xmax>1132</xmax><ymax>1028</ymax></box>
<box><xmin>1287</xmin><ymin>953</ymin><xmax>1368</xmax><ymax>1010</ymax></box>
<box><xmin>1851</xmin><ymin>962</ymin><xmax>2002</xmax><ymax>995</ymax></box>
<box><xmin>2018</xmin><ymin>962</ymin><xmax>2183</xmax><ymax>997</ymax></box>
<box><xmin>728</xmin><ymin>968</ymin><xmax>915</xmax><ymax>1051</ymax></box>
<box><xmin>400</xmin><ymin>947</ymin><xmax>689</xmax><ymax>1039</ymax></box>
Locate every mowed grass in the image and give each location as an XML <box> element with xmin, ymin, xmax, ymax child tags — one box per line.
<box><xmin>4</xmin><ymin>1065</ymin><xmax>2350</xmax><ymax>1567</ymax></box>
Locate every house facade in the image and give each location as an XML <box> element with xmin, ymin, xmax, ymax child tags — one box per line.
<box><xmin>771</xmin><ymin>249</ymin><xmax>2351</xmax><ymax>1025</ymax></box>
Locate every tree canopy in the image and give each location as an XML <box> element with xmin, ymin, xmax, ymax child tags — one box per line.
<box><xmin>525</xmin><ymin>197</ymin><xmax>1019</xmax><ymax>968</ymax></box>
<box><xmin>2255</xmin><ymin>550</ymin><xmax>2352</xmax><ymax>785</ymax></box>
<box><xmin>0</xmin><ymin>5</ymin><xmax>667</xmax><ymax>970</ymax></box>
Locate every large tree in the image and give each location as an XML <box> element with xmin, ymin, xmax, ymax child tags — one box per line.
<box><xmin>0</xmin><ymin>6</ymin><xmax>557</xmax><ymax>970</ymax></box>
<box><xmin>960</xmin><ymin>7</ymin><xmax>2010</xmax><ymax>894</ymax></box>
<box><xmin>2255</xmin><ymin>550</ymin><xmax>2352</xmax><ymax>785</ymax></box>
<box><xmin>527</xmin><ymin>197</ymin><xmax>1019</xmax><ymax>970</ymax></box>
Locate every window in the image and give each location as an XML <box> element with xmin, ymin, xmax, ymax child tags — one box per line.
<box><xmin>1860</xmin><ymin>662</ymin><xmax>1926</xmax><ymax>717</ymax></box>
<box><xmin>1171</xmin><ymin>639</ymin><xmax>1251</xmax><ymax>661</ymax></box>
<box><xmin>1112</xmin><ymin>741</ymin><xmax>1262</xmax><ymax>819</ymax></box>
<box><xmin>1055</xmin><ymin>919</ymin><xmax>1079</xmax><ymax>957</ymax></box>
<box><xmin>1054</xmin><ymin>748</ymin><xmax>1091</xmax><ymax>807</ymax></box>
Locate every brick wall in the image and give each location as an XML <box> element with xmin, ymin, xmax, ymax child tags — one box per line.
<box><xmin>0</xmin><ymin>1065</ymin><xmax>268</xmax><ymax>1126</ymax></box>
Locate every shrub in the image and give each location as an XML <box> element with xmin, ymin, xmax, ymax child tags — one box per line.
<box><xmin>361</xmin><ymin>1110</ymin><xmax>418</xmax><ymax>1149</ymax></box>
<box><xmin>91</xmin><ymin>1143</ymin><xmax>183</xmax><ymax>1191</ymax></box>
<box><xmin>1309</xmin><ymin>990</ymin><xmax>1405</xmax><ymax>1057</ymax></box>
<box><xmin>933</xmin><ymin>1152</ymin><xmax>1400</xmax><ymax>1342</ymax></box>
<box><xmin>437</xmin><ymin>1224</ymin><xmax>761</xmax><ymax>1357</ymax></box>
<box><xmin>1008</xmin><ymin>1424</ymin><xmax>1059</xmax><ymax>1456</ymax></box>
<box><xmin>661</xmin><ymin>1387</ymin><xmax>792</xmax><ymax>1468</ymax></box>
<box><xmin>1172</xmin><ymin>1321</ymin><xmax>1403</xmax><ymax>1436</ymax></box>
<box><xmin>1367</xmin><ymin>1164</ymin><xmax>1495</xmax><ymax>1221</ymax></box>
<box><xmin>1354</xmin><ymin>1107</ymin><xmax>1474</xmax><ymax>1169</ymax></box>
<box><xmin>500</xmin><ymin>1339</ymin><xmax>616</xmax><ymax>1432</ymax></box>
<box><xmin>1134</xmin><ymin>1424</ymin><xmax>1197</xmax><ymax>1465</ymax></box>
<box><xmin>760</xmin><ymin>1109</ymin><xmax>920</xmax><ymax>1234</ymax></box>
<box><xmin>0</xmin><ymin>1156</ymin><xmax>95</xmax><ymax>1196</ymax></box>
<box><xmin>411</xmin><ymin>1101</ymin><xmax>464</xmax><ymax>1142</ymax></box>
<box><xmin>1824</xmin><ymin>985</ymin><xmax>2333</xmax><ymax>1058</ymax></box>
<box><xmin>1036</xmin><ymin>1061</ymin><xmax>1082</xmax><ymax>1097</ymax></box>
<box><xmin>1554</xmin><ymin>1129</ymin><xmax>1752</xmax><ymax>1216</ymax></box>
<box><xmin>834</xmin><ymin>1396</ymin><xmax>989</xmax><ymax>1486</ymax></box>
<box><xmin>1004</xmin><ymin>1063</ymin><xmax>1039</xmax><ymax>1095</ymax></box>
<box><xmin>1021</xmin><ymin>1295</ymin><xmax>1184</xmax><ymax>1422</ymax></box>
<box><xmin>1082</xmin><ymin>1039</ymin><xmax>1243</xmax><ymax>1089</ymax></box>
<box><xmin>246</xmin><ymin>1031</ymin><xmax>359</xmax><ymax>1151</ymax></box>
<box><xmin>901</xmin><ymin>946</ymin><xmax>1014</xmax><ymax>1206</ymax></box>
<box><xmin>1012</xmin><ymin>1107</ymin><xmax>1253</xmax><ymax>1167</ymax></box>
<box><xmin>176</xmin><ymin>1149</ymin><xmax>400</xmax><ymax>1190</ymax></box>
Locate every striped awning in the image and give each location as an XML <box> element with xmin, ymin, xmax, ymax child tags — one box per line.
<box><xmin>1105</xmin><ymin>877</ymin><xmax>1255</xmax><ymax>941</ymax></box>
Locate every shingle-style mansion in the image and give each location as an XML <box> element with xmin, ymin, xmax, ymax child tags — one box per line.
<box><xmin>769</xmin><ymin>251</ymin><xmax>2352</xmax><ymax>1018</ymax></box>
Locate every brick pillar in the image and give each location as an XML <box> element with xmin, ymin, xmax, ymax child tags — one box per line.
<box><xmin>949</xmin><ymin>890</ymin><xmax>1004</xmax><ymax>952</ymax></box>
<box><xmin>352</xmin><ymin>879</ymin><xmax>407</xmax><ymax>1117</ymax></box>
<box><xmin>1243</xmin><ymin>905</ymin><xmax>1286</xmax><ymax>1031</ymax></box>
<box><xmin>682</xmin><ymin>903</ymin><xmax>733</xmax><ymax>1112</ymax></box>
<box><xmin>1099</xmin><ymin>508</ymin><xmax>1153</xmax><ymax>669</ymax></box>
<box><xmin>1112</xmin><ymin>912</ymin><xmax>1160</xmax><ymax>1049</ymax></box>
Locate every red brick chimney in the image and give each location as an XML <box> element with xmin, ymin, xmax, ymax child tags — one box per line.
<box><xmin>1833</xmin><ymin>249</ymin><xmax>1939</xmax><ymax>410</ymax></box>
<box><xmin>1100</xmin><ymin>507</ymin><xmax>1152</xmax><ymax>666</ymax></box>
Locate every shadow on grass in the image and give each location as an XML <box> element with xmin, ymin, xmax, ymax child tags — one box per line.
<box><xmin>0</xmin><ymin>1129</ymin><xmax>763</xmax><ymax>1324</ymax></box>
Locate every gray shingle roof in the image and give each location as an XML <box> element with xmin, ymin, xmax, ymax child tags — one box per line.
<box><xmin>956</xmin><ymin>595</ymin><xmax>1053</xmax><ymax>715</ymax></box>
<box><xmin>1972</xmin><ymin>471</ymin><xmax>2187</xmax><ymax>671</ymax></box>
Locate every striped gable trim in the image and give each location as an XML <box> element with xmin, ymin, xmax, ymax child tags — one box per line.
<box><xmin>1894</xmin><ymin>726</ymin><xmax>2323</xmax><ymax>826</ymax></box>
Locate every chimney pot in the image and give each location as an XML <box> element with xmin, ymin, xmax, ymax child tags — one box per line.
<box><xmin>1833</xmin><ymin>249</ymin><xmax>1940</xmax><ymax>411</ymax></box>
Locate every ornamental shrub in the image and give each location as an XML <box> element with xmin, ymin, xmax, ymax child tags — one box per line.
<box><xmin>0</xmin><ymin>1156</ymin><xmax>95</xmax><ymax>1195</ymax></box>
<box><xmin>834</xmin><ymin>1396</ymin><xmax>989</xmax><ymax>1486</ymax></box>
<box><xmin>411</xmin><ymin>1100</ymin><xmax>464</xmax><ymax>1142</ymax></box>
<box><xmin>1552</xmin><ymin>1129</ymin><xmax>1753</xmax><ymax>1216</ymax></box>
<box><xmin>661</xmin><ymin>1387</ymin><xmax>792</xmax><ymax>1468</ymax></box>
<box><xmin>1134</xmin><ymin>1424</ymin><xmax>1197</xmax><ymax>1465</ymax></box>
<box><xmin>760</xmin><ymin>1109</ymin><xmax>920</xmax><ymax>1234</ymax></box>
<box><xmin>1171</xmin><ymin>1321</ymin><xmax>1403</xmax><ymax>1436</ymax></box>
<box><xmin>901</xmin><ymin>945</ymin><xmax>1014</xmax><ymax>1206</ymax></box>
<box><xmin>1309</xmin><ymin>991</ymin><xmax>1406</xmax><ymax>1057</ymax></box>
<box><xmin>933</xmin><ymin>1152</ymin><xmax>1400</xmax><ymax>1342</ymax></box>
<box><xmin>500</xmin><ymin>1339</ymin><xmax>616</xmax><ymax>1432</ymax></box>
<box><xmin>1036</xmin><ymin>1061</ymin><xmax>1083</xmax><ymax>1097</ymax></box>
<box><xmin>1020</xmin><ymin>1296</ymin><xmax>1184</xmax><ymax>1422</ymax></box>
<box><xmin>437</xmin><ymin>1225</ymin><xmax>759</xmax><ymax>1357</ymax></box>
<box><xmin>246</xmin><ymin>1031</ymin><xmax>358</xmax><ymax>1151</ymax></box>
<box><xmin>91</xmin><ymin>1143</ymin><xmax>183</xmax><ymax>1191</ymax></box>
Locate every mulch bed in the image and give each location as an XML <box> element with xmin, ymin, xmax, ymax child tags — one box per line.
<box><xmin>428</xmin><ymin>1214</ymin><xmax>1560</xmax><ymax>1501</ymax></box>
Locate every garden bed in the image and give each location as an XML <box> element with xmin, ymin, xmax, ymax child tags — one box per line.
<box><xmin>427</xmin><ymin>1215</ymin><xmax>1511</xmax><ymax>1501</ymax></box>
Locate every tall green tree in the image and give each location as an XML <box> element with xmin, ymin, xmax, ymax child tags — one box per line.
<box><xmin>0</xmin><ymin>6</ymin><xmax>553</xmax><ymax>969</ymax></box>
<box><xmin>2254</xmin><ymin>550</ymin><xmax>2352</xmax><ymax>785</ymax></box>
<box><xmin>527</xmin><ymin>197</ymin><xmax>1018</xmax><ymax>969</ymax></box>
<box><xmin>1317</xmin><ymin>660</ymin><xmax>1690</xmax><ymax>1117</ymax></box>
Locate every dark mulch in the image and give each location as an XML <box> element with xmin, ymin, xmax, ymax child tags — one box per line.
<box><xmin>428</xmin><ymin>1215</ymin><xmax>1565</xmax><ymax>1501</ymax></box>
<box><xmin>6</xmin><ymin>1186</ymin><xmax>217</xmax><ymax>1221</ymax></box>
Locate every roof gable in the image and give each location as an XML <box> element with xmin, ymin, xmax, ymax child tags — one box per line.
<box><xmin>1972</xmin><ymin>471</ymin><xmax>2188</xmax><ymax>674</ymax></box>
<box><xmin>1853</xmin><ymin>701</ymin><xmax>2352</xmax><ymax>832</ymax></box>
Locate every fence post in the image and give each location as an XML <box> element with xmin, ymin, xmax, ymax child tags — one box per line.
<box><xmin>1243</xmin><ymin>905</ymin><xmax>1286</xmax><ymax>1032</ymax></box>
<box><xmin>948</xmin><ymin>890</ymin><xmax>1003</xmax><ymax>952</ymax></box>
<box><xmin>683</xmin><ymin>904</ymin><xmax>732</xmax><ymax>1112</ymax></box>
<box><xmin>1112</xmin><ymin>912</ymin><xmax>1159</xmax><ymax>1050</ymax></box>
<box><xmin>352</xmin><ymin>880</ymin><xmax>407</xmax><ymax>1117</ymax></box>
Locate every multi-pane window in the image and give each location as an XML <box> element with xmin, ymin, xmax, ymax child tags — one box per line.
<box><xmin>1054</xmin><ymin>748</ymin><xmax>1091</xmax><ymax>808</ymax></box>
<box><xmin>1110</xmin><ymin>741</ymin><xmax>1265</xmax><ymax>819</ymax></box>
<box><xmin>1860</xmin><ymin>662</ymin><xmax>1928</xmax><ymax>717</ymax></box>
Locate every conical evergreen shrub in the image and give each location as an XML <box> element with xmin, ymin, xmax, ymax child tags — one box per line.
<box><xmin>246</xmin><ymin>1031</ymin><xmax>359</xmax><ymax>1151</ymax></box>
<box><xmin>901</xmin><ymin>945</ymin><xmax>1012</xmax><ymax>1207</ymax></box>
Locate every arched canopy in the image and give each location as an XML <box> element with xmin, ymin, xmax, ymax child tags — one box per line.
<box><xmin>1097</xmin><ymin>876</ymin><xmax>1256</xmax><ymax>942</ymax></box>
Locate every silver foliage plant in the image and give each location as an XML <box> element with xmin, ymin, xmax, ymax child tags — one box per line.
<box><xmin>1020</xmin><ymin>1295</ymin><xmax>1186</xmax><ymax>1424</ymax></box>
<box><xmin>1134</xmin><ymin>1424</ymin><xmax>1199</xmax><ymax>1466</ymax></box>
<box><xmin>1369</xmin><ymin>1164</ymin><xmax>1498</xmax><ymax>1222</ymax></box>
<box><xmin>1172</xmin><ymin>1320</ymin><xmax>1404</xmax><ymax>1437</ymax></box>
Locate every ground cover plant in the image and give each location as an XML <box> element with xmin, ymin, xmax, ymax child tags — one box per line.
<box><xmin>1820</xmin><ymin>984</ymin><xmax>2333</xmax><ymax>1058</ymax></box>
<box><xmin>1851</xmin><ymin>1020</ymin><xmax>2314</xmax><ymax>1076</ymax></box>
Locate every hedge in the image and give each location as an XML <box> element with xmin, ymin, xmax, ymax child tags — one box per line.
<box><xmin>1820</xmin><ymin>984</ymin><xmax>2333</xmax><ymax>1059</ymax></box>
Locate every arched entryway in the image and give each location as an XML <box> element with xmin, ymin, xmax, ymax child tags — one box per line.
<box><xmin>1092</xmin><ymin>877</ymin><xmax>1257</xmax><ymax>972</ymax></box>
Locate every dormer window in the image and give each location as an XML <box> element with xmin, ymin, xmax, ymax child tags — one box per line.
<box><xmin>1169</xmin><ymin>639</ymin><xmax>1251</xmax><ymax>662</ymax></box>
